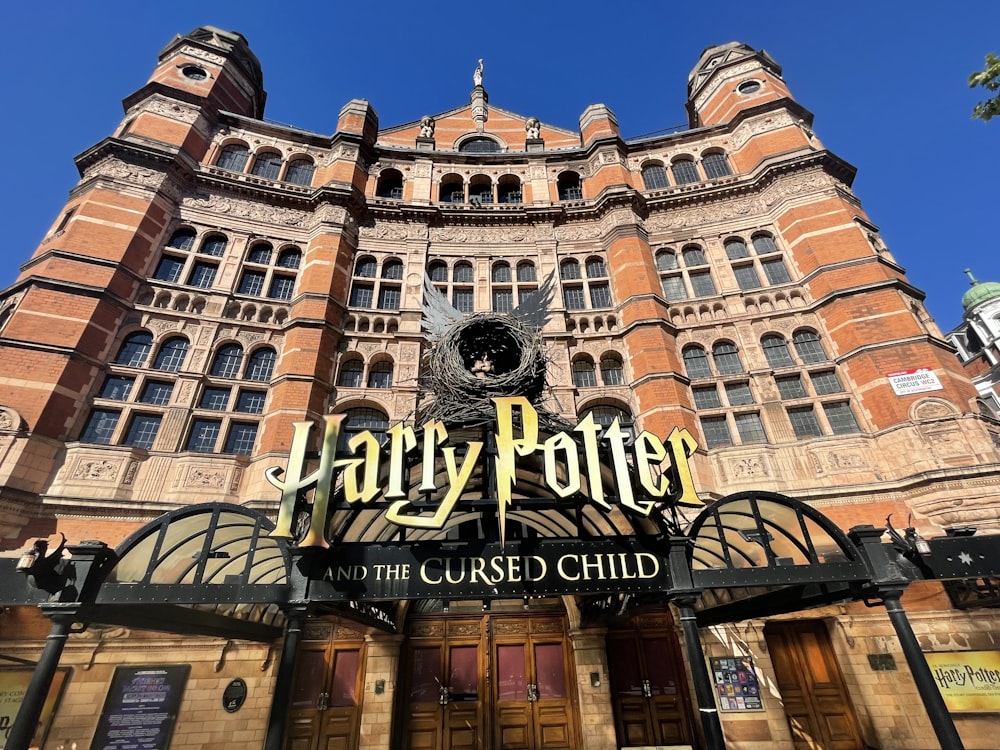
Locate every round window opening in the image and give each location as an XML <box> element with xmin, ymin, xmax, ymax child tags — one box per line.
<box><xmin>182</xmin><ymin>65</ymin><xmax>208</xmax><ymax>81</ymax></box>
<box><xmin>737</xmin><ymin>80</ymin><xmax>761</xmax><ymax>95</ymax></box>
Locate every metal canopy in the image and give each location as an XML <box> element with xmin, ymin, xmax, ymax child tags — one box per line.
<box><xmin>93</xmin><ymin>503</ymin><xmax>291</xmax><ymax>640</ymax></box>
<box><xmin>686</xmin><ymin>491</ymin><xmax>872</xmax><ymax>624</ymax></box>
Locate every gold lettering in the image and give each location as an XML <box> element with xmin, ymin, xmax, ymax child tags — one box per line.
<box><xmin>605</xmin><ymin>418</ymin><xmax>653</xmax><ymax>516</ymax></box>
<box><xmin>542</xmin><ymin>431</ymin><xmax>580</xmax><ymax>498</ymax></box>
<box><xmin>343</xmin><ymin>431</ymin><xmax>381</xmax><ymax>505</ymax></box>
<box><xmin>664</xmin><ymin>427</ymin><xmax>704</xmax><ymax>506</ymax></box>
<box><xmin>385</xmin><ymin>422</ymin><xmax>417</xmax><ymax>499</ymax></box>
<box><xmin>266</xmin><ymin>416</ymin><xmax>343</xmax><ymax>547</ymax></box>
<box><xmin>574</xmin><ymin>412</ymin><xmax>609</xmax><ymax>510</ymax></box>
<box><xmin>493</xmin><ymin>397</ymin><xmax>539</xmax><ymax>544</ymax></box>
<box><xmin>633</xmin><ymin>430</ymin><xmax>670</xmax><ymax>498</ymax></box>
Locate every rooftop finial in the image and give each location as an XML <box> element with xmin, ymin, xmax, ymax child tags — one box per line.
<box><xmin>965</xmin><ymin>268</ymin><xmax>979</xmax><ymax>286</ymax></box>
<box><xmin>473</xmin><ymin>58</ymin><xmax>484</xmax><ymax>87</ymax></box>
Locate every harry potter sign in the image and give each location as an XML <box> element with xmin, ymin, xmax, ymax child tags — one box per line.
<box><xmin>267</xmin><ymin>397</ymin><xmax>703</xmax><ymax>548</ymax></box>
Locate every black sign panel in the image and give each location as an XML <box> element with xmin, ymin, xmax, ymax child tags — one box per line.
<box><xmin>90</xmin><ymin>666</ymin><xmax>189</xmax><ymax>750</ymax></box>
<box><xmin>304</xmin><ymin>537</ymin><xmax>672</xmax><ymax>601</ymax></box>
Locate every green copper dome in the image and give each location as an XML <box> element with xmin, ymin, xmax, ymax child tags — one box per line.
<box><xmin>962</xmin><ymin>270</ymin><xmax>1000</xmax><ymax>311</ymax></box>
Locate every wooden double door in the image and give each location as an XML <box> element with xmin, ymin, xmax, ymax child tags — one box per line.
<box><xmin>606</xmin><ymin>612</ymin><xmax>697</xmax><ymax>748</ymax></box>
<box><xmin>402</xmin><ymin>614</ymin><xmax>579</xmax><ymax>750</ymax></box>
<box><xmin>765</xmin><ymin>620</ymin><xmax>865</xmax><ymax>750</ymax></box>
<box><xmin>286</xmin><ymin>620</ymin><xmax>367</xmax><ymax>750</ymax></box>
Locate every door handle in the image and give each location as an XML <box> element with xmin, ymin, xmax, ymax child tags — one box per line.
<box><xmin>641</xmin><ymin>679</ymin><xmax>652</xmax><ymax>698</ymax></box>
<box><xmin>527</xmin><ymin>683</ymin><xmax>539</xmax><ymax>702</ymax></box>
<box><xmin>317</xmin><ymin>692</ymin><xmax>329</xmax><ymax>711</ymax></box>
<box><xmin>439</xmin><ymin>686</ymin><xmax>450</xmax><ymax>706</ymax></box>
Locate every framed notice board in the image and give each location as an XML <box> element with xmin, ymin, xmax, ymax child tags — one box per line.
<box><xmin>0</xmin><ymin>667</ymin><xmax>70</xmax><ymax>750</ymax></box>
<box><xmin>90</xmin><ymin>665</ymin><xmax>190</xmax><ymax>750</ymax></box>
<box><xmin>710</xmin><ymin>656</ymin><xmax>763</xmax><ymax>711</ymax></box>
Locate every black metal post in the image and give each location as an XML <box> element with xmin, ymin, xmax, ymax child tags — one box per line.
<box><xmin>882</xmin><ymin>589</ymin><xmax>965</xmax><ymax>750</ymax></box>
<box><xmin>264</xmin><ymin>605</ymin><xmax>307</xmax><ymax>750</ymax></box>
<box><xmin>676</xmin><ymin>597</ymin><xmax>726</xmax><ymax>750</ymax></box>
<box><xmin>6</xmin><ymin>612</ymin><xmax>74</xmax><ymax>750</ymax></box>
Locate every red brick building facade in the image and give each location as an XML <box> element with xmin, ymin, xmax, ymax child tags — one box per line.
<box><xmin>1</xmin><ymin>27</ymin><xmax>999</xmax><ymax>750</ymax></box>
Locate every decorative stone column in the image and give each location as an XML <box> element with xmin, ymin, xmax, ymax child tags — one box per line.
<box><xmin>358</xmin><ymin>632</ymin><xmax>405</xmax><ymax>750</ymax></box>
<box><xmin>568</xmin><ymin>627</ymin><xmax>616</xmax><ymax>750</ymax></box>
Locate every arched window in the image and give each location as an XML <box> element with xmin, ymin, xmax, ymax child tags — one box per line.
<box><xmin>376</xmin><ymin>169</ymin><xmax>404</xmax><ymax>199</ymax></box>
<box><xmin>440</xmin><ymin>175</ymin><xmax>464</xmax><ymax>203</ymax></box>
<box><xmin>761</xmin><ymin>335</ymin><xmax>794</xmax><ymax>368</ymax></box>
<box><xmin>200</xmin><ymin>234</ymin><xmax>227</xmax><ymax>257</ymax></box>
<box><xmin>338</xmin><ymin>358</ymin><xmax>364</xmax><ymax>388</ymax></box>
<box><xmin>246</xmin><ymin>348</ymin><xmax>276</xmax><ymax>382</ymax></box>
<box><xmin>211</xmin><ymin>343</ymin><xmax>244</xmax><ymax>378</ymax></box>
<box><xmin>492</xmin><ymin>262</ymin><xmax>512</xmax><ymax>283</ymax></box>
<box><xmin>712</xmin><ymin>342</ymin><xmax>744</xmax><ymax>375</ymax></box>
<box><xmin>585</xmin><ymin>258</ymin><xmax>607</xmax><ymax>278</ymax></box>
<box><xmin>793</xmin><ymin>330</ymin><xmax>827</xmax><ymax>363</ymax></box>
<box><xmin>724</xmin><ymin>238</ymin><xmax>749</xmax><ymax>259</ymax></box>
<box><xmin>656</xmin><ymin>250</ymin><xmax>679</xmax><ymax>271</ymax></box>
<box><xmin>382</xmin><ymin>259</ymin><xmax>404</xmax><ymax>280</ymax></box>
<box><xmin>167</xmin><ymin>228</ymin><xmax>196</xmax><ymax>250</ymax></box>
<box><xmin>355</xmin><ymin>257</ymin><xmax>377</xmax><ymax>278</ymax></box>
<box><xmin>516</xmin><ymin>262</ymin><xmax>537</xmax><ymax>283</ymax></box>
<box><xmin>600</xmin><ymin>355</ymin><xmax>624</xmax><ymax>386</ymax></box>
<box><xmin>428</xmin><ymin>261</ymin><xmax>448</xmax><ymax>283</ymax></box>
<box><xmin>702</xmin><ymin>152</ymin><xmax>732</xmax><ymax>178</ymax></box>
<box><xmin>752</xmin><ymin>234</ymin><xmax>778</xmax><ymax>255</ymax></box>
<box><xmin>454</xmin><ymin>262</ymin><xmax>474</xmax><ymax>283</ymax></box>
<box><xmin>581</xmin><ymin>404</ymin><xmax>634</xmax><ymax>440</ymax></box>
<box><xmin>469</xmin><ymin>175</ymin><xmax>493</xmax><ymax>204</ymax></box>
<box><xmin>459</xmin><ymin>137</ymin><xmax>500</xmax><ymax>153</ymax></box>
<box><xmin>557</xmin><ymin>172</ymin><xmax>582</xmax><ymax>201</ymax></box>
<box><xmin>277</xmin><ymin>248</ymin><xmax>302</xmax><ymax>269</ymax></box>
<box><xmin>341</xmin><ymin>407</ymin><xmax>390</xmax><ymax>446</ymax></box>
<box><xmin>560</xmin><ymin>260</ymin><xmax>580</xmax><ymax>280</ymax></box>
<box><xmin>337</xmin><ymin>357</ymin><xmax>365</xmax><ymax>388</ymax></box>
<box><xmin>682</xmin><ymin>345</ymin><xmax>711</xmax><ymax>378</ymax></box>
<box><xmin>285</xmin><ymin>158</ymin><xmax>315</xmax><ymax>186</ymax></box>
<box><xmin>115</xmin><ymin>331</ymin><xmax>153</xmax><ymax>367</ymax></box>
<box><xmin>682</xmin><ymin>246</ymin><xmax>707</xmax><ymax>266</ymax></box>
<box><xmin>247</xmin><ymin>243</ymin><xmax>273</xmax><ymax>264</ymax></box>
<box><xmin>671</xmin><ymin>158</ymin><xmax>700</xmax><ymax>185</ymax></box>
<box><xmin>153</xmin><ymin>337</ymin><xmax>189</xmax><ymax>372</ymax></box>
<box><xmin>497</xmin><ymin>176</ymin><xmax>522</xmax><ymax>204</ymax></box>
<box><xmin>368</xmin><ymin>361</ymin><xmax>393</xmax><ymax>389</ymax></box>
<box><xmin>641</xmin><ymin>163</ymin><xmax>669</xmax><ymax>190</ymax></box>
<box><xmin>217</xmin><ymin>144</ymin><xmax>249</xmax><ymax>172</ymax></box>
<box><xmin>572</xmin><ymin>359</ymin><xmax>597</xmax><ymax>388</ymax></box>
<box><xmin>250</xmin><ymin>151</ymin><xmax>282</xmax><ymax>180</ymax></box>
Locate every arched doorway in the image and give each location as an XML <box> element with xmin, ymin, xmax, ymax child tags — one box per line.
<box><xmin>286</xmin><ymin>617</ymin><xmax>367</xmax><ymax>750</ymax></box>
<box><xmin>399</xmin><ymin>601</ymin><xmax>580</xmax><ymax>750</ymax></box>
<box><xmin>606</xmin><ymin>610</ymin><xmax>697</xmax><ymax>748</ymax></box>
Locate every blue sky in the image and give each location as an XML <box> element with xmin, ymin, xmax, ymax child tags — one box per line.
<box><xmin>2</xmin><ymin>1</ymin><xmax>995</xmax><ymax>331</ymax></box>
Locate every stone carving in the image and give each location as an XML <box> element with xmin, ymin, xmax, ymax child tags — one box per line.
<box><xmin>732</xmin><ymin>457</ymin><xmax>768</xmax><ymax>478</ymax></box>
<box><xmin>230</xmin><ymin>467</ymin><xmax>243</xmax><ymax>492</ymax></box>
<box><xmin>83</xmin><ymin>157</ymin><xmax>167</xmax><ymax>192</ymax></box>
<box><xmin>412</xmin><ymin>162</ymin><xmax>432</xmax><ymax>178</ymax></box>
<box><xmin>727</xmin><ymin>110</ymin><xmax>799</xmax><ymax>150</ymax></box>
<box><xmin>182</xmin><ymin>45</ymin><xmax>227</xmax><ymax>65</ymax></box>
<box><xmin>186</xmin><ymin>467</ymin><xmax>226</xmax><ymax>488</ymax></box>
<box><xmin>0</xmin><ymin>407</ymin><xmax>20</xmax><ymax>431</ymax></box>
<box><xmin>74</xmin><ymin>459</ymin><xmax>120</xmax><ymax>481</ymax></box>
<box><xmin>430</xmin><ymin>225</ymin><xmax>533</xmax><ymax>243</ymax></box>
<box><xmin>809</xmin><ymin>449</ymin><xmax>868</xmax><ymax>475</ymax></box>
<box><xmin>338</xmin><ymin>144</ymin><xmax>359</xmax><ymax>161</ymax></box>
<box><xmin>181</xmin><ymin>191</ymin><xmax>307</xmax><ymax>227</ymax></box>
<box><xmin>554</xmin><ymin>224</ymin><xmax>602</xmax><ymax>241</ymax></box>
<box><xmin>359</xmin><ymin>222</ymin><xmax>422</xmax><ymax>240</ymax></box>
<box><xmin>123</xmin><ymin>460</ymin><xmax>139</xmax><ymax>485</ymax></box>
<box><xmin>311</xmin><ymin>203</ymin><xmax>352</xmax><ymax>229</ymax></box>
<box><xmin>141</xmin><ymin>98</ymin><xmax>201</xmax><ymax>124</ymax></box>
<box><xmin>147</xmin><ymin>318</ymin><xmax>178</xmax><ymax>336</ymax></box>
<box><xmin>528</xmin><ymin>164</ymin><xmax>546</xmax><ymax>179</ymax></box>
<box><xmin>473</xmin><ymin>58</ymin><xmax>484</xmax><ymax>87</ymax></box>
<box><xmin>238</xmin><ymin>331</ymin><xmax>266</xmax><ymax>345</ymax></box>
<box><xmin>419</xmin><ymin>116</ymin><xmax>435</xmax><ymax>138</ymax></box>
<box><xmin>525</xmin><ymin>117</ymin><xmax>541</xmax><ymax>139</ymax></box>
<box><xmin>913</xmin><ymin>399</ymin><xmax>956</xmax><ymax>420</ymax></box>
